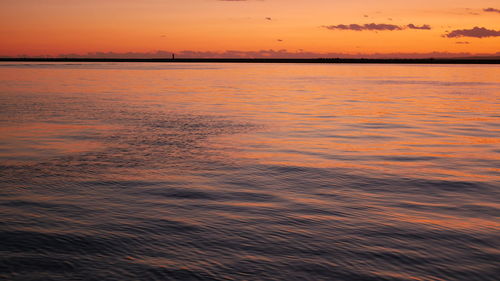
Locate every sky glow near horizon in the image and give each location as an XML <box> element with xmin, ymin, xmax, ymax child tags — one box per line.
<box><xmin>1</xmin><ymin>0</ymin><xmax>499</xmax><ymax>57</ymax></box>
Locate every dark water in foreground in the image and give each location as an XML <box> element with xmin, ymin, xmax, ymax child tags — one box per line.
<box><xmin>0</xmin><ymin>63</ymin><xmax>499</xmax><ymax>280</ymax></box>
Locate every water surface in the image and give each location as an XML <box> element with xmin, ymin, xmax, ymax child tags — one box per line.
<box><xmin>0</xmin><ymin>62</ymin><xmax>499</xmax><ymax>280</ymax></box>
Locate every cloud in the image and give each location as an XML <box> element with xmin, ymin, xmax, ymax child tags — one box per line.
<box><xmin>323</xmin><ymin>23</ymin><xmax>431</xmax><ymax>31</ymax></box>
<box><xmin>455</xmin><ymin>41</ymin><xmax>470</xmax><ymax>44</ymax></box>
<box><xmin>483</xmin><ymin>8</ymin><xmax>500</xmax><ymax>13</ymax></box>
<box><xmin>444</xmin><ymin>27</ymin><xmax>500</xmax><ymax>38</ymax></box>
<box><xmin>407</xmin><ymin>24</ymin><xmax>431</xmax><ymax>30</ymax></box>
<box><xmin>54</xmin><ymin>50</ymin><xmax>499</xmax><ymax>59</ymax></box>
<box><xmin>323</xmin><ymin>23</ymin><xmax>402</xmax><ymax>31</ymax></box>
<box><xmin>265</xmin><ymin>17</ymin><xmax>272</xmax><ymax>21</ymax></box>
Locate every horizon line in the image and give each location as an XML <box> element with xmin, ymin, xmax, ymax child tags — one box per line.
<box><xmin>1</xmin><ymin>57</ymin><xmax>499</xmax><ymax>64</ymax></box>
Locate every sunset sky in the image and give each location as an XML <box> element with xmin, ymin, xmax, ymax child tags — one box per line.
<box><xmin>1</xmin><ymin>0</ymin><xmax>499</xmax><ymax>58</ymax></box>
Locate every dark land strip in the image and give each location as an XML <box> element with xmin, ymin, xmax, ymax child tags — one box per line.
<box><xmin>1</xmin><ymin>58</ymin><xmax>499</xmax><ymax>64</ymax></box>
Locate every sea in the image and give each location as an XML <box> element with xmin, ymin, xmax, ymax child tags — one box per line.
<box><xmin>0</xmin><ymin>62</ymin><xmax>498</xmax><ymax>280</ymax></box>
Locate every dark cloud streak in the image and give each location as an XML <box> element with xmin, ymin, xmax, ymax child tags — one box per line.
<box><xmin>55</xmin><ymin>50</ymin><xmax>499</xmax><ymax>59</ymax></box>
<box><xmin>483</xmin><ymin>8</ymin><xmax>500</xmax><ymax>13</ymax></box>
<box><xmin>323</xmin><ymin>23</ymin><xmax>402</xmax><ymax>31</ymax></box>
<box><xmin>444</xmin><ymin>27</ymin><xmax>500</xmax><ymax>38</ymax></box>
<box><xmin>407</xmin><ymin>24</ymin><xmax>431</xmax><ymax>30</ymax></box>
<box><xmin>323</xmin><ymin>23</ymin><xmax>431</xmax><ymax>31</ymax></box>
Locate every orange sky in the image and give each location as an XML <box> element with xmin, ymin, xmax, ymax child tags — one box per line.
<box><xmin>1</xmin><ymin>0</ymin><xmax>499</xmax><ymax>57</ymax></box>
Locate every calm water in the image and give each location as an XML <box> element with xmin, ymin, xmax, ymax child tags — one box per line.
<box><xmin>0</xmin><ymin>62</ymin><xmax>499</xmax><ymax>280</ymax></box>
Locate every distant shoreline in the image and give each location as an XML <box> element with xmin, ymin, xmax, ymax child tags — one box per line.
<box><xmin>0</xmin><ymin>58</ymin><xmax>499</xmax><ymax>64</ymax></box>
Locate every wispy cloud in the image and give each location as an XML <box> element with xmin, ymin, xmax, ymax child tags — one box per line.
<box><xmin>444</xmin><ymin>27</ymin><xmax>500</xmax><ymax>38</ymax></box>
<box><xmin>323</xmin><ymin>23</ymin><xmax>431</xmax><ymax>31</ymax></box>
<box><xmin>483</xmin><ymin>8</ymin><xmax>500</xmax><ymax>13</ymax></box>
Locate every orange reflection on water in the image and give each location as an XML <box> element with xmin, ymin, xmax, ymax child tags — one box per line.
<box><xmin>1</xmin><ymin>62</ymin><xmax>498</xmax><ymax>183</ymax></box>
<box><xmin>0</xmin><ymin>62</ymin><xmax>499</xmax><ymax>280</ymax></box>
